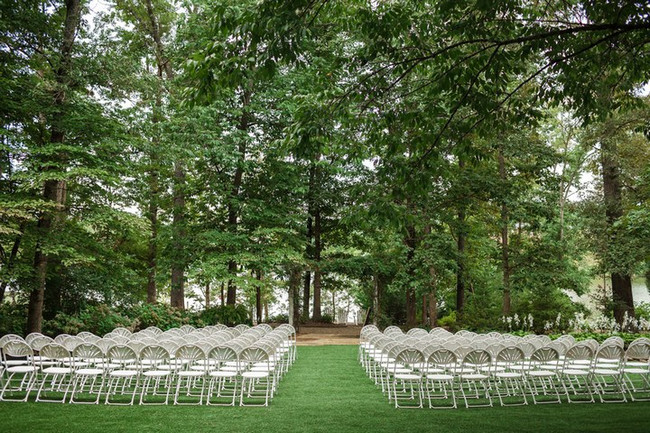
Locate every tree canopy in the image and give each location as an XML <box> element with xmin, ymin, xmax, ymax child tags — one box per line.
<box><xmin>1</xmin><ymin>0</ymin><xmax>649</xmax><ymax>334</ymax></box>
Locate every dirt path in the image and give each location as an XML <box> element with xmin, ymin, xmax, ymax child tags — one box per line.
<box><xmin>295</xmin><ymin>324</ymin><xmax>361</xmax><ymax>346</ymax></box>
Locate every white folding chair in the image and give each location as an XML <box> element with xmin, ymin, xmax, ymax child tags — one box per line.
<box><xmin>239</xmin><ymin>346</ymin><xmax>272</xmax><ymax>406</ymax></box>
<box><xmin>104</xmin><ymin>345</ymin><xmax>139</xmax><ymax>405</ymax></box>
<box><xmin>34</xmin><ymin>343</ymin><xmax>73</xmax><ymax>403</ymax></box>
<box><xmin>391</xmin><ymin>348</ymin><xmax>424</xmax><ymax>408</ymax></box>
<box><xmin>0</xmin><ymin>340</ymin><xmax>38</xmax><ymax>402</ymax></box>
<box><xmin>139</xmin><ymin>345</ymin><xmax>172</xmax><ymax>405</ymax></box>
<box><xmin>623</xmin><ymin>340</ymin><xmax>650</xmax><ymax>401</ymax></box>
<box><xmin>206</xmin><ymin>346</ymin><xmax>239</xmax><ymax>406</ymax></box>
<box><xmin>173</xmin><ymin>344</ymin><xmax>206</xmax><ymax>405</ymax></box>
<box><xmin>69</xmin><ymin>343</ymin><xmax>106</xmax><ymax>404</ymax></box>
<box><xmin>525</xmin><ymin>347</ymin><xmax>563</xmax><ymax>404</ymax></box>
<box><xmin>425</xmin><ymin>348</ymin><xmax>457</xmax><ymax>409</ymax></box>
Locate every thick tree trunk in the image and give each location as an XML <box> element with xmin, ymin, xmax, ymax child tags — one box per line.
<box><xmin>146</xmin><ymin>186</ymin><xmax>158</xmax><ymax>303</ymax></box>
<box><xmin>302</xmin><ymin>164</ymin><xmax>315</xmax><ymax>320</ymax></box>
<box><xmin>302</xmin><ymin>270</ymin><xmax>311</xmax><ymax>319</ymax></box>
<box><xmin>422</xmin><ymin>294</ymin><xmax>427</xmax><ymax>326</ymax></box>
<box><xmin>601</xmin><ymin>138</ymin><xmax>635</xmax><ymax>323</ymax></box>
<box><xmin>499</xmin><ymin>148</ymin><xmax>511</xmax><ymax>315</ymax></box>
<box><xmin>372</xmin><ymin>273</ymin><xmax>381</xmax><ymax>326</ymax></box>
<box><xmin>27</xmin><ymin>0</ymin><xmax>81</xmax><ymax>333</ymax></box>
<box><xmin>456</xmin><ymin>158</ymin><xmax>466</xmax><ymax>317</ymax></box>
<box><xmin>405</xmin><ymin>225</ymin><xmax>417</xmax><ymax>328</ymax></box>
<box><xmin>170</xmin><ymin>160</ymin><xmax>186</xmax><ymax>309</ymax></box>
<box><xmin>0</xmin><ymin>229</ymin><xmax>24</xmax><ymax>304</ymax></box>
<box><xmin>227</xmin><ymin>263</ymin><xmax>237</xmax><ymax>306</ymax></box>
<box><xmin>302</xmin><ymin>221</ymin><xmax>312</xmax><ymax>321</ymax></box>
<box><xmin>226</xmin><ymin>89</ymin><xmax>251</xmax><ymax>305</ymax></box>
<box><xmin>144</xmin><ymin>0</ymin><xmax>178</xmax><ymax>305</ymax></box>
<box><xmin>288</xmin><ymin>266</ymin><xmax>301</xmax><ymax>331</ymax></box>
<box><xmin>428</xmin><ymin>264</ymin><xmax>438</xmax><ymax>327</ymax></box>
<box><xmin>428</xmin><ymin>292</ymin><xmax>437</xmax><ymax>327</ymax></box>
<box><xmin>44</xmin><ymin>259</ymin><xmax>64</xmax><ymax>319</ymax></box>
<box><xmin>256</xmin><ymin>270</ymin><xmax>263</xmax><ymax>324</ymax></box>
<box><xmin>312</xmin><ymin>206</ymin><xmax>322</xmax><ymax>321</ymax></box>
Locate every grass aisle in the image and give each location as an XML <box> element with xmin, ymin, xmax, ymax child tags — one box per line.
<box><xmin>0</xmin><ymin>345</ymin><xmax>649</xmax><ymax>432</ymax></box>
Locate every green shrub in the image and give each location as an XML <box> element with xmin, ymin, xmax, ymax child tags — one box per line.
<box><xmin>267</xmin><ymin>313</ymin><xmax>288</xmax><ymax>324</ymax></box>
<box><xmin>635</xmin><ymin>302</ymin><xmax>650</xmax><ymax>321</ymax></box>
<box><xmin>44</xmin><ymin>304</ymin><xmax>133</xmax><ymax>336</ymax></box>
<box><xmin>198</xmin><ymin>304</ymin><xmax>251</xmax><ymax>327</ymax></box>
<box><xmin>438</xmin><ymin>311</ymin><xmax>457</xmax><ymax>330</ymax></box>
<box><xmin>128</xmin><ymin>303</ymin><xmax>196</xmax><ymax>331</ymax></box>
<box><xmin>319</xmin><ymin>313</ymin><xmax>334</xmax><ymax>324</ymax></box>
<box><xmin>0</xmin><ymin>303</ymin><xmax>27</xmax><ymax>335</ymax></box>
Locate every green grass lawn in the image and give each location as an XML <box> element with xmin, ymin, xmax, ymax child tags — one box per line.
<box><xmin>1</xmin><ymin>345</ymin><xmax>649</xmax><ymax>433</ymax></box>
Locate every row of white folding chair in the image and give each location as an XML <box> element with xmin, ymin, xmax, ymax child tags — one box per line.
<box><xmin>0</xmin><ymin>338</ymin><xmax>286</xmax><ymax>406</ymax></box>
<box><xmin>372</xmin><ymin>339</ymin><xmax>649</xmax><ymax>408</ymax></box>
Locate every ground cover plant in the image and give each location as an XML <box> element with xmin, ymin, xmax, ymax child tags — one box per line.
<box><xmin>1</xmin><ymin>345</ymin><xmax>648</xmax><ymax>433</ymax></box>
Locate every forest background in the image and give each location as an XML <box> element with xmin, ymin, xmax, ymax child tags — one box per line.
<box><xmin>1</xmin><ymin>0</ymin><xmax>649</xmax><ymax>337</ymax></box>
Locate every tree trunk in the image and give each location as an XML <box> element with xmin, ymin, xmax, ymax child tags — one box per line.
<box><xmin>302</xmin><ymin>164</ymin><xmax>315</xmax><ymax>320</ymax></box>
<box><xmin>146</xmin><ymin>184</ymin><xmax>158</xmax><ymax>303</ymax></box>
<box><xmin>499</xmin><ymin>147</ymin><xmax>511</xmax><ymax>315</ymax></box>
<box><xmin>601</xmin><ymin>138</ymin><xmax>635</xmax><ymax>323</ymax></box>
<box><xmin>288</xmin><ymin>266</ymin><xmax>301</xmax><ymax>331</ymax></box>
<box><xmin>205</xmin><ymin>282</ymin><xmax>210</xmax><ymax>308</ymax></box>
<box><xmin>170</xmin><ymin>160</ymin><xmax>186</xmax><ymax>309</ymax></box>
<box><xmin>227</xmin><ymin>264</ymin><xmax>237</xmax><ymax>306</ymax></box>
<box><xmin>143</xmin><ymin>0</ymin><xmax>179</xmax><ymax>305</ymax></box>
<box><xmin>428</xmin><ymin>292</ymin><xmax>437</xmax><ymax>327</ymax></box>
<box><xmin>456</xmin><ymin>158</ymin><xmax>466</xmax><ymax>317</ymax></box>
<box><xmin>312</xmin><ymin>206</ymin><xmax>322</xmax><ymax>321</ymax></box>
<box><xmin>27</xmin><ymin>0</ymin><xmax>81</xmax><ymax>333</ymax></box>
<box><xmin>44</xmin><ymin>259</ymin><xmax>64</xmax><ymax>319</ymax></box>
<box><xmin>302</xmin><ymin>270</ymin><xmax>311</xmax><ymax>320</ymax></box>
<box><xmin>220</xmin><ymin>282</ymin><xmax>225</xmax><ymax>307</ymax></box>
<box><xmin>422</xmin><ymin>294</ymin><xmax>428</xmax><ymax>326</ymax></box>
<box><xmin>226</xmin><ymin>88</ymin><xmax>252</xmax><ymax>305</ymax></box>
<box><xmin>256</xmin><ymin>270</ymin><xmax>263</xmax><ymax>324</ymax></box>
<box><xmin>372</xmin><ymin>273</ymin><xmax>381</xmax><ymax>326</ymax></box>
<box><xmin>405</xmin><ymin>224</ymin><xmax>417</xmax><ymax>328</ymax></box>
<box><xmin>0</xmin><ymin>228</ymin><xmax>24</xmax><ymax>304</ymax></box>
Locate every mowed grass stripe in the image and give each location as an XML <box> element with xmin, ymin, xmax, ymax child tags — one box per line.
<box><xmin>0</xmin><ymin>345</ymin><xmax>649</xmax><ymax>433</ymax></box>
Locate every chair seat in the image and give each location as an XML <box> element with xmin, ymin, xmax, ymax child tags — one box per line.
<box><xmin>3</xmin><ymin>360</ymin><xmax>29</xmax><ymax>366</ymax></box>
<box><xmin>461</xmin><ymin>373</ymin><xmax>489</xmax><ymax>380</ymax></box>
<box><xmin>42</xmin><ymin>367</ymin><xmax>73</xmax><ymax>374</ymax></box>
<box><xmin>242</xmin><ymin>371</ymin><xmax>269</xmax><ymax>379</ymax></box>
<box><xmin>110</xmin><ymin>370</ymin><xmax>138</xmax><ymax>377</ymax></box>
<box><xmin>394</xmin><ymin>373</ymin><xmax>421</xmax><ymax>381</ymax></box>
<box><xmin>209</xmin><ymin>370</ymin><xmax>237</xmax><ymax>378</ymax></box>
<box><xmin>528</xmin><ymin>370</ymin><xmax>555</xmax><ymax>377</ymax></box>
<box><xmin>496</xmin><ymin>372</ymin><xmax>522</xmax><ymax>379</ymax></box>
<box><xmin>75</xmin><ymin>368</ymin><xmax>104</xmax><ymax>376</ymax></box>
<box><xmin>426</xmin><ymin>374</ymin><xmax>454</xmax><ymax>381</ymax></box>
<box><xmin>6</xmin><ymin>365</ymin><xmax>39</xmax><ymax>373</ymax></box>
<box><xmin>625</xmin><ymin>361</ymin><xmax>649</xmax><ymax>368</ymax></box>
<box><xmin>143</xmin><ymin>370</ymin><xmax>171</xmax><ymax>377</ymax></box>
<box><xmin>177</xmin><ymin>370</ymin><xmax>204</xmax><ymax>377</ymax></box>
<box><xmin>563</xmin><ymin>369</ymin><xmax>589</xmax><ymax>376</ymax></box>
<box><xmin>624</xmin><ymin>368</ymin><xmax>649</xmax><ymax>374</ymax></box>
<box><xmin>510</xmin><ymin>365</ymin><xmax>531</xmax><ymax>371</ymax></box>
<box><xmin>593</xmin><ymin>368</ymin><xmax>620</xmax><ymax>376</ymax></box>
